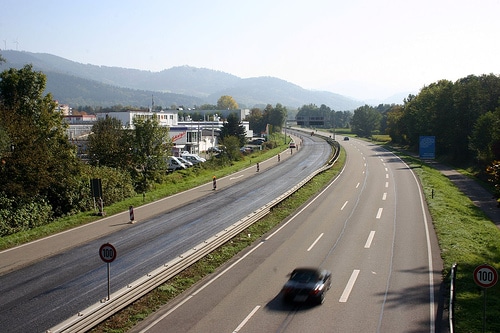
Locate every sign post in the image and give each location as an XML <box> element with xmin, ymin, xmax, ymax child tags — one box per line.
<box><xmin>99</xmin><ymin>243</ymin><xmax>117</xmax><ymax>300</ymax></box>
<box><xmin>473</xmin><ymin>264</ymin><xmax>498</xmax><ymax>332</ymax></box>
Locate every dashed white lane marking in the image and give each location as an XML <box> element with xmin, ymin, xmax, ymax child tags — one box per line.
<box><xmin>364</xmin><ymin>231</ymin><xmax>376</xmax><ymax>248</ymax></box>
<box><xmin>339</xmin><ymin>270</ymin><xmax>360</xmax><ymax>302</ymax></box>
<box><xmin>232</xmin><ymin>305</ymin><xmax>261</xmax><ymax>333</ymax></box>
<box><xmin>307</xmin><ymin>233</ymin><xmax>324</xmax><ymax>251</ymax></box>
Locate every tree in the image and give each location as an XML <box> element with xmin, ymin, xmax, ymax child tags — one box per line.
<box><xmin>486</xmin><ymin>161</ymin><xmax>500</xmax><ymax>200</ymax></box>
<box><xmin>296</xmin><ymin>104</ymin><xmax>336</xmax><ymax>128</ymax></box>
<box><xmin>217</xmin><ymin>95</ymin><xmax>238</xmax><ymax>110</ymax></box>
<box><xmin>220</xmin><ymin>113</ymin><xmax>246</xmax><ymax>147</ymax></box>
<box><xmin>386</xmin><ymin>104</ymin><xmax>405</xmax><ymax>144</ymax></box>
<box><xmin>220</xmin><ymin>135</ymin><xmax>242</xmax><ymax>161</ymax></box>
<box><xmin>199</xmin><ymin>103</ymin><xmax>217</xmax><ymax>110</ymax></box>
<box><xmin>130</xmin><ymin>116</ymin><xmax>171</xmax><ymax>192</ymax></box>
<box><xmin>0</xmin><ymin>65</ymin><xmax>82</xmax><ymax>216</ymax></box>
<box><xmin>351</xmin><ymin>105</ymin><xmax>382</xmax><ymax>137</ymax></box>
<box><xmin>246</xmin><ymin>107</ymin><xmax>265</xmax><ymax>135</ymax></box>
<box><xmin>268</xmin><ymin>103</ymin><xmax>287</xmax><ymax>131</ymax></box>
<box><xmin>87</xmin><ymin>116</ymin><xmax>132</xmax><ymax>169</ymax></box>
<box><xmin>470</xmin><ymin>107</ymin><xmax>500</xmax><ymax>163</ymax></box>
<box><xmin>0</xmin><ymin>124</ymin><xmax>9</xmax><ymax>161</ymax></box>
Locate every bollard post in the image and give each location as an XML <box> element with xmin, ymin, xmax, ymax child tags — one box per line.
<box><xmin>129</xmin><ymin>205</ymin><xmax>135</xmax><ymax>223</ymax></box>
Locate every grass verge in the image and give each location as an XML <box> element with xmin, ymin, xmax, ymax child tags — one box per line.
<box><xmin>89</xmin><ymin>149</ymin><xmax>346</xmax><ymax>332</ymax></box>
<box><xmin>392</xmin><ymin>151</ymin><xmax>500</xmax><ymax>333</ymax></box>
<box><xmin>0</xmin><ymin>145</ymin><xmax>285</xmax><ymax>251</ymax></box>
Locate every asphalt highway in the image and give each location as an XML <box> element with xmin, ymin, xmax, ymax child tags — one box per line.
<box><xmin>0</xmin><ymin>132</ymin><xmax>331</xmax><ymax>332</ymax></box>
<box><xmin>130</xmin><ymin>137</ymin><xmax>445</xmax><ymax>333</ymax></box>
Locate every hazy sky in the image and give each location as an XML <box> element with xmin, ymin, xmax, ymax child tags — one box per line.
<box><xmin>1</xmin><ymin>0</ymin><xmax>499</xmax><ymax>100</ymax></box>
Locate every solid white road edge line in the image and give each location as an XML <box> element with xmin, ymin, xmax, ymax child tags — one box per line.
<box><xmin>137</xmin><ymin>243</ymin><xmax>264</xmax><ymax>333</ymax></box>
<box><xmin>385</xmin><ymin>150</ymin><xmax>436</xmax><ymax>332</ymax></box>
<box><xmin>339</xmin><ymin>269</ymin><xmax>360</xmax><ymax>302</ymax></box>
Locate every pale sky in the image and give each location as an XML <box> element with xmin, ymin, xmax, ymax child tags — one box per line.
<box><xmin>1</xmin><ymin>0</ymin><xmax>499</xmax><ymax>100</ymax></box>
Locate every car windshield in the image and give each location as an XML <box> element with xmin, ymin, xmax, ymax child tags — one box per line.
<box><xmin>290</xmin><ymin>270</ymin><xmax>319</xmax><ymax>283</ymax></box>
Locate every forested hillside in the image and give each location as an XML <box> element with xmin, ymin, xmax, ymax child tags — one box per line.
<box><xmin>0</xmin><ymin>50</ymin><xmax>363</xmax><ymax>110</ymax></box>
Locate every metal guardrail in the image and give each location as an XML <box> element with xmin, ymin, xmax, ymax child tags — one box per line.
<box><xmin>48</xmin><ymin>137</ymin><xmax>340</xmax><ymax>333</ymax></box>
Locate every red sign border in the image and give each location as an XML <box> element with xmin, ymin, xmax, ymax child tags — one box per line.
<box><xmin>473</xmin><ymin>264</ymin><xmax>498</xmax><ymax>288</ymax></box>
<box><xmin>99</xmin><ymin>243</ymin><xmax>117</xmax><ymax>263</ymax></box>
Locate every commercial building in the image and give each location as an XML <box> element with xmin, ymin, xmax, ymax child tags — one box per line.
<box><xmin>66</xmin><ymin>109</ymin><xmax>252</xmax><ymax>157</ymax></box>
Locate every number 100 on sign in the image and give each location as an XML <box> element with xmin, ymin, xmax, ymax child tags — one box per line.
<box><xmin>99</xmin><ymin>243</ymin><xmax>117</xmax><ymax>263</ymax></box>
<box><xmin>473</xmin><ymin>264</ymin><xmax>498</xmax><ymax>288</ymax></box>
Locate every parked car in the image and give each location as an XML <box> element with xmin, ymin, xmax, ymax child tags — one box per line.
<box><xmin>177</xmin><ymin>156</ymin><xmax>193</xmax><ymax>167</ymax></box>
<box><xmin>184</xmin><ymin>153</ymin><xmax>206</xmax><ymax>162</ymax></box>
<box><xmin>249</xmin><ymin>138</ymin><xmax>266</xmax><ymax>145</ymax></box>
<box><xmin>183</xmin><ymin>154</ymin><xmax>205</xmax><ymax>165</ymax></box>
<box><xmin>207</xmin><ymin>146</ymin><xmax>221</xmax><ymax>153</ymax></box>
<box><xmin>167</xmin><ymin>156</ymin><xmax>187</xmax><ymax>171</ymax></box>
<box><xmin>281</xmin><ymin>267</ymin><xmax>331</xmax><ymax>305</ymax></box>
<box><xmin>240</xmin><ymin>146</ymin><xmax>253</xmax><ymax>153</ymax></box>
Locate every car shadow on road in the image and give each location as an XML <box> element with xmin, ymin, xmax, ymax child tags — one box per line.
<box><xmin>265</xmin><ymin>292</ymin><xmax>319</xmax><ymax>312</ymax></box>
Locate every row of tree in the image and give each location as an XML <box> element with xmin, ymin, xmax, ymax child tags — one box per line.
<box><xmin>386</xmin><ymin>75</ymin><xmax>500</xmax><ymax>165</ymax></box>
<box><xmin>295</xmin><ymin>104</ymin><xmax>353</xmax><ymax>129</ymax></box>
<box><xmin>348</xmin><ymin>74</ymin><xmax>500</xmax><ymax>197</ymax></box>
<box><xmin>289</xmin><ymin>74</ymin><xmax>500</xmax><ymax>197</ymax></box>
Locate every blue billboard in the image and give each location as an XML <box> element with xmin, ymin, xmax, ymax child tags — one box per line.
<box><xmin>419</xmin><ymin>136</ymin><xmax>436</xmax><ymax>159</ymax></box>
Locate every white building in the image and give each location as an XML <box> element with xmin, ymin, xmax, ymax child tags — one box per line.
<box><xmin>70</xmin><ymin>110</ymin><xmax>252</xmax><ymax>157</ymax></box>
<box><xmin>96</xmin><ymin>110</ymin><xmax>178</xmax><ymax>128</ymax></box>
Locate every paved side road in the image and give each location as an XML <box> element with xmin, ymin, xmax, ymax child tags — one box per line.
<box><xmin>426</xmin><ymin>161</ymin><xmax>500</xmax><ymax>228</ymax></box>
<box><xmin>0</xmin><ymin>137</ymin><xmax>305</xmax><ymax>276</ymax></box>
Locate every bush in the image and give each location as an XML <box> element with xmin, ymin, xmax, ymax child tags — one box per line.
<box><xmin>80</xmin><ymin>165</ymin><xmax>136</xmax><ymax>209</ymax></box>
<box><xmin>0</xmin><ymin>193</ymin><xmax>53</xmax><ymax>236</ymax></box>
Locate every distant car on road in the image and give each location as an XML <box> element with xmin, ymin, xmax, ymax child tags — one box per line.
<box><xmin>289</xmin><ymin>142</ymin><xmax>297</xmax><ymax>149</ymax></box>
<box><xmin>281</xmin><ymin>267</ymin><xmax>331</xmax><ymax>305</ymax></box>
<box><xmin>343</xmin><ymin>136</ymin><xmax>349</xmax><ymax>141</ymax></box>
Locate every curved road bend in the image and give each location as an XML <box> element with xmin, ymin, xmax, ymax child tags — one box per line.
<box><xmin>131</xmin><ymin>137</ymin><xmax>445</xmax><ymax>333</ymax></box>
<box><xmin>0</xmin><ymin>132</ymin><xmax>330</xmax><ymax>332</ymax></box>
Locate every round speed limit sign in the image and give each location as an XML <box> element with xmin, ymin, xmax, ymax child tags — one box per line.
<box><xmin>473</xmin><ymin>264</ymin><xmax>498</xmax><ymax>288</ymax></box>
<box><xmin>99</xmin><ymin>243</ymin><xmax>117</xmax><ymax>263</ymax></box>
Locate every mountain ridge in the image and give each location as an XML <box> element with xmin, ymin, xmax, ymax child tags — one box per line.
<box><xmin>1</xmin><ymin>50</ymin><xmax>365</xmax><ymax>110</ymax></box>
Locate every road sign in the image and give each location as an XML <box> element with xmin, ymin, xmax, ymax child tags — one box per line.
<box><xmin>99</xmin><ymin>243</ymin><xmax>117</xmax><ymax>263</ymax></box>
<box><xmin>473</xmin><ymin>264</ymin><xmax>498</xmax><ymax>288</ymax></box>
